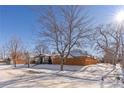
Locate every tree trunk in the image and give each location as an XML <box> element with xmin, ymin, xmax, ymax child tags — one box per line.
<box><xmin>14</xmin><ymin>59</ymin><xmax>16</xmax><ymax>67</ymax></box>
<box><xmin>28</xmin><ymin>62</ymin><xmax>30</xmax><ymax>68</ymax></box>
<box><xmin>60</xmin><ymin>56</ymin><xmax>64</xmax><ymax>71</ymax></box>
<box><xmin>112</xmin><ymin>54</ymin><xmax>116</xmax><ymax>66</ymax></box>
<box><xmin>121</xmin><ymin>66</ymin><xmax>124</xmax><ymax>83</ymax></box>
<box><xmin>28</xmin><ymin>58</ymin><xmax>30</xmax><ymax>68</ymax></box>
<box><xmin>120</xmin><ymin>60</ymin><xmax>124</xmax><ymax>83</ymax></box>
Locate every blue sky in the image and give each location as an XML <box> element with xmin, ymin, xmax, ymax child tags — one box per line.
<box><xmin>0</xmin><ymin>5</ymin><xmax>124</xmax><ymax>54</ymax></box>
<box><xmin>0</xmin><ymin>6</ymin><xmax>40</xmax><ymax>50</ymax></box>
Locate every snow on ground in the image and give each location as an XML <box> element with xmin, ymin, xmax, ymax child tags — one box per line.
<box><xmin>0</xmin><ymin>63</ymin><xmax>124</xmax><ymax>88</ymax></box>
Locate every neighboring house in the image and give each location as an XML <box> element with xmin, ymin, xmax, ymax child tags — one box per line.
<box><xmin>0</xmin><ymin>59</ymin><xmax>4</xmax><ymax>64</ymax></box>
<box><xmin>0</xmin><ymin>58</ymin><xmax>11</xmax><ymax>64</ymax></box>
<box><xmin>34</xmin><ymin>54</ymin><xmax>52</xmax><ymax>64</ymax></box>
<box><xmin>10</xmin><ymin>52</ymin><xmax>52</xmax><ymax>64</ymax></box>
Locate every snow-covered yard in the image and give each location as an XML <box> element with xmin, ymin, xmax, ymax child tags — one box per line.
<box><xmin>0</xmin><ymin>63</ymin><xmax>124</xmax><ymax>88</ymax></box>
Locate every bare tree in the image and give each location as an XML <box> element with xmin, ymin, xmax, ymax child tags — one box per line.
<box><xmin>0</xmin><ymin>46</ymin><xmax>7</xmax><ymax>59</ymax></box>
<box><xmin>7</xmin><ymin>37</ymin><xmax>23</xmax><ymax>67</ymax></box>
<box><xmin>94</xmin><ymin>23</ymin><xmax>124</xmax><ymax>84</ymax></box>
<box><xmin>34</xmin><ymin>43</ymin><xmax>49</xmax><ymax>56</ymax></box>
<box><xmin>94</xmin><ymin>24</ymin><xmax>114</xmax><ymax>64</ymax></box>
<box><xmin>38</xmin><ymin>6</ymin><xmax>92</xmax><ymax>71</ymax></box>
<box><xmin>24</xmin><ymin>51</ymin><xmax>30</xmax><ymax>68</ymax></box>
<box><xmin>113</xmin><ymin>23</ymin><xmax>124</xmax><ymax>83</ymax></box>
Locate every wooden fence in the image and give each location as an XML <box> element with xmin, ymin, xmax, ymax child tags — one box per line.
<box><xmin>13</xmin><ymin>55</ymin><xmax>99</xmax><ymax>66</ymax></box>
<box><xmin>52</xmin><ymin>56</ymin><xmax>98</xmax><ymax>66</ymax></box>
